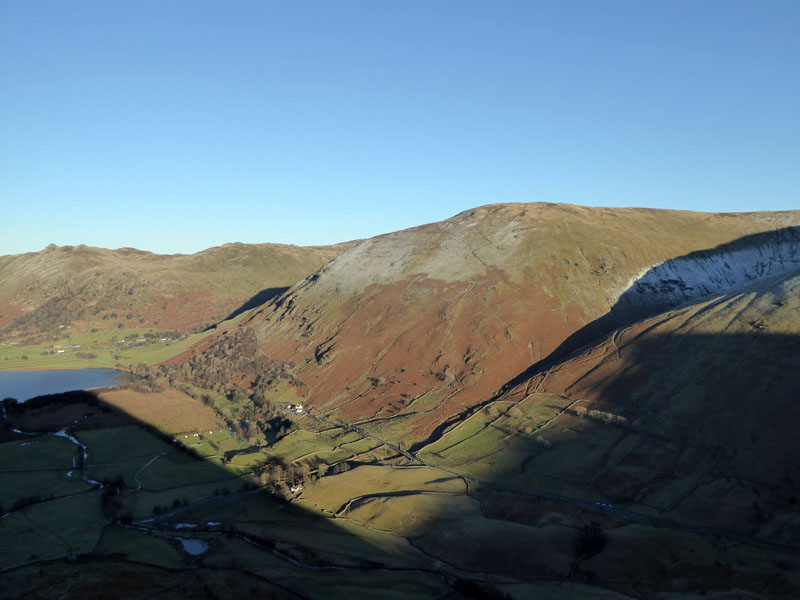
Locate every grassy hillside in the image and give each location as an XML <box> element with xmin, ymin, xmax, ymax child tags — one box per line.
<box><xmin>4</xmin><ymin>204</ymin><xmax>800</xmax><ymax>598</ymax></box>
<box><xmin>0</xmin><ymin>241</ymin><xmax>354</xmax><ymax>345</ymax></box>
<box><xmin>231</xmin><ymin>203</ymin><xmax>800</xmax><ymax>443</ymax></box>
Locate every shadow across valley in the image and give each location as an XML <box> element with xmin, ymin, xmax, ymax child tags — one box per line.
<box><xmin>405</xmin><ymin>329</ymin><xmax>800</xmax><ymax>599</ymax></box>
<box><xmin>3</xmin><ymin>336</ymin><xmax>799</xmax><ymax>598</ymax></box>
<box><xmin>0</xmin><ymin>389</ymin><xmax>463</xmax><ymax>599</ymax></box>
<box><xmin>5</xmin><ymin>228</ymin><xmax>800</xmax><ymax>599</ymax></box>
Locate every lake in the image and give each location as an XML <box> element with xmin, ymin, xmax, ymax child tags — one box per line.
<box><xmin>0</xmin><ymin>369</ymin><xmax>128</xmax><ymax>402</ymax></box>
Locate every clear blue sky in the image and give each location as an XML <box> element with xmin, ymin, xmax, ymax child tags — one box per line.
<box><xmin>1</xmin><ymin>1</ymin><xmax>798</xmax><ymax>255</ymax></box>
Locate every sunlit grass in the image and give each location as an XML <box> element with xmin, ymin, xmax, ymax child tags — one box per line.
<box><xmin>0</xmin><ymin>328</ymin><xmax>213</xmax><ymax>371</ymax></box>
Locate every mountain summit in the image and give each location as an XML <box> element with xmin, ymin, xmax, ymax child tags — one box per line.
<box><xmin>233</xmin><ymin>203</ymin><xmax>800</xmax><ymax>440</ymax></box>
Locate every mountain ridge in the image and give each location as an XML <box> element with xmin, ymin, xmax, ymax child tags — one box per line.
<box><xmin>0</xmin><ymin>240</ymin><xmax>357</xmax><ymax>339</ymax></box>
<box><xmin>225</xmin><ymin>203</ymin><xmax>800</xmax><ymax>442</ymax></box>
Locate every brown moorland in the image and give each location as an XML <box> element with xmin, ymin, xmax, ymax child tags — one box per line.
<box><xmin>0</xmin><ymin>240</ymin><xmax>355</xmax><ymax>339</ymax></box>
<box><xmin>231</xmin><ymin>203</ymin><xmax>800</xmax><ymax>442</ymax></box>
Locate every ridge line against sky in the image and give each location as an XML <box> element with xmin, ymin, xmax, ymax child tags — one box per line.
<box><xmin>7</xmin><ymin>201</ymin><xmax>800</xmax><ymax>259</ymax></box>
<box><xmin>1</xmin><ymin>1</ymin><xmax>798</xmax><ymax>255</ymax></box>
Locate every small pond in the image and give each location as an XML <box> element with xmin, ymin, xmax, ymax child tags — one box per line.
<box><xmin>177</xmin><ymin>537</ymin><xmax>210</xmax><ymax>555</ymax></box>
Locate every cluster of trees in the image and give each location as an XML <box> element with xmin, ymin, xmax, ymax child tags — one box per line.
<box><xmin>162</xmin><ymin>328</ymin><xmax>299</xmax><ymax>440</ymax></box>
<box><xmin>452</xmin><ymin>580</ymin><xmax>513</xmax><ymax>600</ymax></box>
<box><xmin>575</xmin><ymin>405</ymin><xmax>628</xmax><ymax>425</ymax></box>
<box><xmin>2</xmin><ymin>278</ymin><xmax>147</xmax><ymax>337</ymax></box>
<box><xmin>100</xmin><ymin>475</ymin><xmax>124</xmax><ymax>518</ymax></box>
<box><xmin>120</xmin><ymin>328</ymin><xmax>303</xmax><ymax>443</ymax></box>
<box><xmin>159</xmin><ymin>328</ymin><xmax>295</xmax><ymax>395</ymax></box>
<box><xmin>198</xmin><ymin>388</ymin><xmax>294</xmax><ymax>443</ymax></box>
<box><xmin>151</xmin><ymin>496</ymin><xmax>190</xmax><ymax>516</ymax></box>
<box><xmin>123</xmin><ymin>363</ymin><xmax>163</xmax><ymax>393</ymax></box>
<box><xmin>1</xmin><ymin>296</ymin><xmax>80</xmax><ymax>337</ymax></box>
<box><xmin>121</xmin><ymin>329</ymin><xmax>285</xmax><ymax>393</ymax></box>
<box><xmin>252</xmin><ymin>455</ymin><xmax>309</xmax><ymax>487</ymax></box>
<box><xmin>35</xmin><ymin>349</ymin><xmax>97</xmax><ymax>359</ymax></box>
<box><xmin>115</xmin><ymin>330</ymin><xmax>185</xmax><ymax>346</ymax></box>
<box><xmin>249</xmin><ymin>456</ymin><xmax>349</xmax><ymax>499</ymax></box>
<box><xmin>576</xmin><ymin>521</ymin><xmax>606</xmax><ymax>557</ymax></box>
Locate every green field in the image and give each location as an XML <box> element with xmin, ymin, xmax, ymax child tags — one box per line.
<box><xmin>0</xmin><ymin>492</ymin><xmax>105</xmax><ymax>569</ymax></box>
<box><xmin>3</xmin><ymin>382</ymin><xmax>799</xmax><ymax>600</ymax></box>
<box><xmin>79</xmin><ymin>426</ymin><xmax>178</xmax><ymax>464</ymax></box>
<box><xmin>0</xmin><ymin>328</ymin><xmax>212</xmax><ymax>371</ymax></box>
<box><xmin>0</xmin><ymin>395</ymin><xmax>461</xmax><ymax>598</ymax></box>
<box><xmin>0</xmin><ymin>436</ymin><xmax>78</xmax><ymax>470</ymax></box>
<box><xmin>0</xmin><ymin>469</ymin><xmax>92</xmax><ymax>509</ymax></box>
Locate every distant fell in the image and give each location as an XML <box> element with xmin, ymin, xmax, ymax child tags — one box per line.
<box><xmin>0</xmin><ymin>241</ymin><xmax>355</xmax><ymax>341</ymax></box>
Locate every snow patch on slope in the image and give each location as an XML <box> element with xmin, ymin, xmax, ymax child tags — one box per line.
<box><xmin>615</xmin><ymin>227</ymin><xmax>800</xmax><ymax>315</ymax></box>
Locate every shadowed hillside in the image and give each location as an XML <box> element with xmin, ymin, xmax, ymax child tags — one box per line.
<box><xmin>401</xmin><ymin>267</ymin><xmax>800</xmax><ymax>598</ymax></box>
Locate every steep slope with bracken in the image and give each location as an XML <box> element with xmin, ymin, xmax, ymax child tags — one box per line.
<box><xmin>402</xmin><ymin>260</ymin><xmax>800</xmax><ymax>598</ymax></box>
<box><xmin>0</xmin><ymin>241</ymin><xmax>354</xmax><ymax>340</ymax></box>
<box><xmin>240</xmin><ymin>203</ymin><xmax>800</xmax><ymax>441</ymax></box>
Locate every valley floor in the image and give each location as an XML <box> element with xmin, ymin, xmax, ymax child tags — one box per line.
<box><xmin>2</xmin><ymin>378</ymin><xmax>798</xmax><ymax>599</ymax></box>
